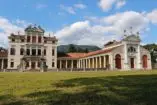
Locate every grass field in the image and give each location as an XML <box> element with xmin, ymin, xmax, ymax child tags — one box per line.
<box><xmin>0</xmin><ymin>70</ymin><xmax>157</xmax><ymax>105</ymax></box>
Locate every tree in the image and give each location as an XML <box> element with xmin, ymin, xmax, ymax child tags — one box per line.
<box><xmin>85</xmin><ymin>48</ymin><xmax>89</xmax><ymax>53</ymax></box>
<box><xmin>143</xmin><ymin>44</ymin><xmax>157</xmax><ymax>63</ymax></box>
<box><xmin>68</xmin><ymin>44</ymin><xmax>77</xmax><ymax>53</ymax></box>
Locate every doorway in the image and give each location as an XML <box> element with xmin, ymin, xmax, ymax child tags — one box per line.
<box><xmin>130</xmin><ymin>58</ymin><xmax>134</xmax><ymax>69</ymax></box>
<box><xmin>31</xmin><ymin>62</ymin><xmax>36</xmax><ymax>69</ymax></box>
<box><xmin>115</xmin><ymin>54</ymin><xmax>121</xmax><ymax>69</ymax></box>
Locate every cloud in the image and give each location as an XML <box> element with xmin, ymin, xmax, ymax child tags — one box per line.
<box><xmin>60</xmin><ymin>4</ymin><xmax>76</xmax><ymax>14</ymax></box>
<box><xmin>36</xmin><ymin>3</ymin><xmax>47</xmax><ymax>9</ymax></box>
<box><xmin>116</xmin><ymin>0</ymin><xmax>126</xmax><ymax>9</ymax></box>
<box><xmin>74</xmin><ymin>3</ymin><xmax>86</xmax><ymax>9</ymax></box>
<box><xmin>146</xmin><ymin>9</ymin><xmax>157</xmax><ymax>24</ymax></box>
<box><xmin>0</xmin><ymin>16</ymin><xmax>29</xmax><ymax>47</ymax></box>
<box><xmin>59</xmin><ymin>3</ymin><xmax>87</xmax><ymax>15</ymax></box>
<box><xmin>54</xmin><ymin>11</ymin><xmax>154</xmax><ymax>47</ymax></box>
<box><xmin>98</xmin><ymin>0</ymin><xmax>126</xmax><ymax>12</ymax></box>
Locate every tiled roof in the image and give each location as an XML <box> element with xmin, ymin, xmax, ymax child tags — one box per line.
<box><xmin>0</xmin><ymin>50</ymin><xmax>8</xmax><ymax>57</ymax></box>
<box><xmin>58</xmin><ymin>47</ymin><xmax>115</xmax><ymax>59</ymax></box>
<box><xmin>58</xmin><ymin>53</ymin><xmax>86</xmax><ymax>59</ymax></box>
<box><xmin>81</xmin><ymin>48</ymin><xmax>114</xmax><ymax>58</ymax></box>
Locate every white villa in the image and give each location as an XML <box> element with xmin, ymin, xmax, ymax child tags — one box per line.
<box><xmin>0</xmin><ymin>25</ymin><xmax>152</xmax><ymax>72</ymax></box>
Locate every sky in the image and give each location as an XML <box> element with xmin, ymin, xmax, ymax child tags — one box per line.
<box><xmin>0</xmin><ymin>0</ymin><xmax>157</xmax><ymax>48</ymax></box>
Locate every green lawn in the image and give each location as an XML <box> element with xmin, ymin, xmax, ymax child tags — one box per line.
<box><xmin>0</xmin><ymin>70</ymin><xmax>157</xmax><ymax>105</ymax></box>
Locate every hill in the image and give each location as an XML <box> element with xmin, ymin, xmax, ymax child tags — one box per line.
<box><xmin>57</xmin><ymin>44</ymin><xmax>101</xmax><ymax>53</ymax></box>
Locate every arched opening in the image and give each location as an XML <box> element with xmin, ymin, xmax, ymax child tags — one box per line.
<box><xmin>143</xmin><ymin>55</ymin><xmax>148</xmax><ymax>69</ymax></box>
<box><xmin>115</xmin><ymin>54</ymin><xmax>121</xmax><ymax>69</ymax></box>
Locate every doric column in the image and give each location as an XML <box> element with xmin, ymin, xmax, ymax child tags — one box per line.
<box><xmin>92</xmin><ymin>58</ymin><xmax>94</xmax><ymax>68</ymax></box>
<box><xmin>89</xmin><ymin>59</ymin><xmax>91</xmax><ymax>68</ymax></box>
<box><xmin>86</xmin><ymin>59</ymin><xmax>88</xmax><ymax>68</ymax></box>
<box><xmin>1</xmin><ymin>59</ymin><xmax>4</xmax><ymax>70</ymax></box>
<box><xmin>99</xmin><ymin>56</ymin><xmax>102</xmax><ymax>68</ymax></box>
<box><xmin>77</xmin><ymin>60</ymin><xmax>80</xmax><ymax>68</ymax></box>
<box><xmin>60</xmin><ymin>60</ymin><xmax>62</xmax><ymax>69</ymax></box>
<box><xmin>65</xmin><ymin>60</ymin><xmax>68</xmax><ymax>69</ymax></box>
<box><xmin>96</xmin><ymin>57</ymin><xmax>98</xmax><ymax>69</ymax></box>
<box><xmin>71</xmin><ymin>60</ymin><xmax>73</xmax><ymax>72</ymax></box>
<box><xmin>104</xmin><ymin>56</ymin><xmax>106</xmax><ymax>68</ymax></box>
<box><xmin>83</xmin><ymin>59</ymin><xmax>85</xmax><ymax>71</ymax></box>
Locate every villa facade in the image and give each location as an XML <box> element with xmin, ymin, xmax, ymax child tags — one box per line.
<box><xmin>0</xmin><ymin>25</ymin><xmax>152</xmax><ymax>72</ymax></box>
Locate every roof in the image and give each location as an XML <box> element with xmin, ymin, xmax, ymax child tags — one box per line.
<box><xmin>58</xmin><ymin>53</ymin><xmax>86</xmax><ymax>59</ymax></box>
<box><xmin>44</xmin><ymin>36</ymin><xmax>58</xmax><ymax>41</ymax></box>
<box><xmin>8</xmin><ymin>34</ymin><xmax>25</xmax><ymax>39</ymax></box>
<box><xmin>58</xmin><ymin>47</ymin><xmax>115</xmax><ymax>59</ymax></box>
<box><xmin>25</xmin><ymin>25</ymin><xmax>45</xmax><ymax>33</ymax></box>
<box><xmin>81</xmin><ymin>48</ymin><xmax>114</xmax><ymax>58</ymax></box>
<box><xmin>0</xmin><ymin>49</ymin><xmax>8</xmax><ymax>57</ymax></box>
<box><xmin>104</xmin><ymin>40</ymin><xmax>122</xmax><ymax>48</ymax></box>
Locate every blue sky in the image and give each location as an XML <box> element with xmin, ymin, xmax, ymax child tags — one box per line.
<box><xmin>0</xmin><ymin>0</ymin><xmax>157</xmax><ymax>47</ymax></box>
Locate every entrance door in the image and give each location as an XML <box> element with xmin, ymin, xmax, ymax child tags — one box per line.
<box><xmin>130</xmin><ymin>58</ymin><xmax>134</xmax><ymax>69</ymax></box>
<box><xmin>115</xmin><ymin>54</ymin><xmax>121</xmax><ymax>69</ymax></box>
<box><xmin>31</xmin><ymin>62</ymin><xmax>35</xmax><ymax>69</ymax></box>
<box><xmin>143</xmin><ymin>55</ymin><xmax>148</xmax><ymax>69</ymax></box>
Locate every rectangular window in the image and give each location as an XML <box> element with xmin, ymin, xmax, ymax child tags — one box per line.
<box><xmin>38</xmin><ymin>62</ymin><xmax>40</xmax><ymax>67</ymax></box>
<box><xmin>21</xmin><ymin>39</ymin><xmax>24</xmax><ymax>42</ymax></box>
<box><xmin>38</xmin><ymin>49</ymin><xmax>41</xmax><ymax>56</ymax></box>
<box><xmin>52</xmin><ymin>49</ymin><xmax>55</xmax><ymax>56</ymax></box>
<box><xmin>38</xmin><ymin>36</ymin><xmax>41</xmax><ymax>43</ymax></box>
<box><xmin>44</xmin><ymin>49</ymin><xmax>46</xmax><ymax>56</ymax></box>
<box><xmin>32</xmin><ymin>36</ymin><xmax>36</xmax><ymax>43</ymax></box>
<box><xmin>27</xmin><ymin>36</ymin><xmax>30</xmax><ymax>42</ymax></box>
<box><xmin>12</xmin><ymin>39</ymin><xmax>15</xmax><ymax>42</ymax></box>
<box><xmin>10</xmin><ymin>62</ymin><xmax>14</xmax><ymax>68</ymax></box>
<box><xmin>52</xmin><ymin>41</ymin><xmax>55</xmax><ymax>44</ymax></box>
<box><xmin>10</xmin><ymin>48</ymin><xmax>15</xmax><ymax>55</ymax></box>
<box><xmin>27</xmin><ymin>49</ymin><xmax>30</xmax><ymax>55</ymax></box>
<box><xmin>32</xmin><ymin>49</ymin><xmax>36</xmax><ymax>56</ymax></box>
<box><xmin>20</xmin><ymin>48</ymin><xmax>24</xmax><ymax>55</ymax></box>
<box><xmin>52</xmin><ymin>62</ymin><xmax>55</xmax><ymax>67</ymax></box>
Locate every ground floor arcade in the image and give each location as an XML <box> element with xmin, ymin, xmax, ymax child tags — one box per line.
<box><xmin>57</xmin><ymin>55</ymin><xmax>111</xmax><ymax>71</ymax></box>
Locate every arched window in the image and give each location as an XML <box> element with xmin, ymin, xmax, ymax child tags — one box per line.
<box><xmin>128</xmin><ymin>46</ymin><xmax>136</xmax><ymax>53</ymax></box>
<box><xmin>115</xmin><ymin>54</ymin><xmax>121</xmax><ymax>69</ymax></box>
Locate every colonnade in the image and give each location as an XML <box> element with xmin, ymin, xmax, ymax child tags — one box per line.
<box><xmin>0</xmin><ymin>58</ymin><xmax>7</xmax><ymax>70</ymax></box>
<box><xmin>57</xmin><ymin>55</ymin><xmax>111</xmax><ymax>70</ymax></box>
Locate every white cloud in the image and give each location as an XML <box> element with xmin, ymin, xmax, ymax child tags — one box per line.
<box><xmin>74</xmin><ymin>3</ymin><xmax>86</xmax><ymax>9</ymax></box>
<box><xmin>36</xmin><ymin>3</ymin><xmax>47</xmax><ymax>9</ymax></box>
<box><xmin>54</xmin><ymin>11</ymin><xmax>154</xmax><ymax>47</ymax></box>
<box><xmin>60</xmin><ymin>4</ymin><xmax>76</xmax><ymax>14</ymax></box>
<box><xmin>98</xmin><ymin>0</ymin><xmax>126</xmax><ymax>12</ymax></box>
<box><xmin>59</xmin><ymin>3</ymin><xmax>87</xmax><ymax>15</ymax></box>
<box><xmin>116</xmin><ymin>0</ymin><xmax>126</xmax><ymax>9</ymax></box>
<box><xmin>147</xmin><ymin>9</ymin><xmax>157</xmax><ymax>24</ymax></box>
<box><xmin>0</xmin><ymin>16</ymin><xmax>28</xmax><ymax>47</ymax></box>
<box><xmin>54</xmin><ymin>20</ymin><xmax>118</xmax><ymax>47</ymax></box>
